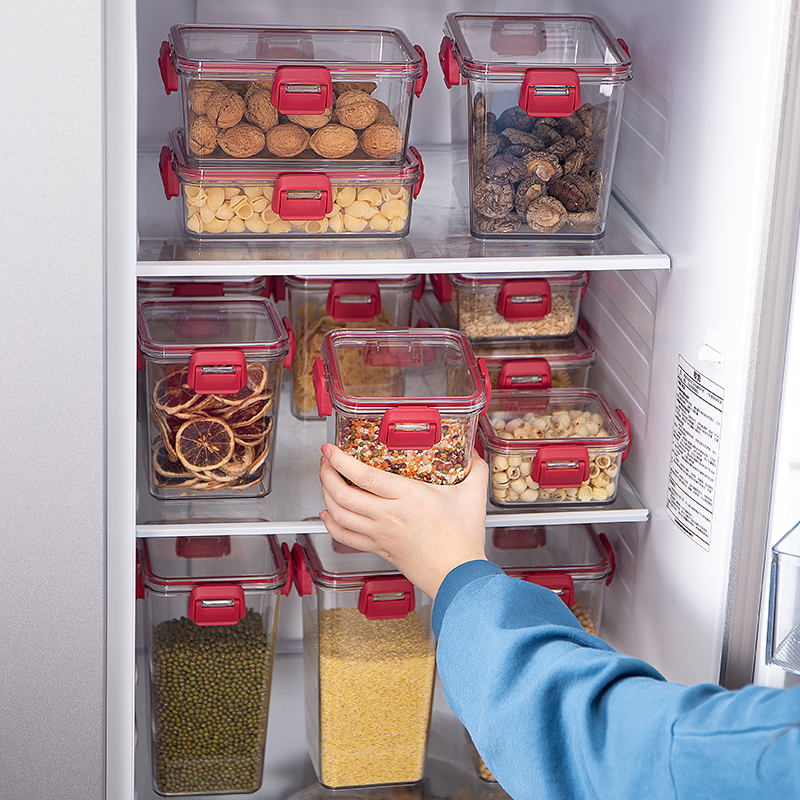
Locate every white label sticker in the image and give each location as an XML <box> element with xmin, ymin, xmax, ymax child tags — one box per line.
<box><xmin>665</xmin><ymin>356</ymin><xmax>724</xmax><ymax>550</ymax></box>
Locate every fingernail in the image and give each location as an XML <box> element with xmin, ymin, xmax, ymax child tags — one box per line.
<box><xmin>321</xmin><ymin>444</ymin><xmax>332</xmax><ymax>459</ymax></box>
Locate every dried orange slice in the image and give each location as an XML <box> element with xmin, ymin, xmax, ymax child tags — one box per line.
<box><xmin>153</xmin><ymin>369</ymin><xmax>199</xmax><ymax>415</ymax></box>
<box><xmin>175</xmin><ymin>417</ymin><xmax>235</xmax><ymax>472</ymax></box>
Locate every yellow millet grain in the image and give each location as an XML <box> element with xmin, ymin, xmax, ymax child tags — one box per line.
<box><xmin>318</xmin><ymin>607</ymin><xmax>436</xmax><ymax>787</ymax></box>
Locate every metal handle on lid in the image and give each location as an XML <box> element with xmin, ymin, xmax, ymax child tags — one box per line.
<box><xmin>358</xmin><ymin>577</ymin><xmax>416</xmax><ymax>620</ymax></box>
<box><xmin>271</xmin><ymin>66</ymin><xmax>333</xmax><ymax>115</ymax></box>
<box><xmin>519</xmin><ymin>68</ymin><xmax>581</xmax><ymax>118</ymax></box>
<box><xmin>523</xmin><ymin>573</ymin><xmax>575</xmax><ymax>609</ymax></box>
<box><xmin>188</xmin><ymin>584</ymin><xmax>246</xmax><ymax>627</ymax></box>
<box><xmin>187</xmin><ymin>349</ymin><xmax>247</xmax><ymax>395</ymax></box>
<box><xmin>326</xmin><ymin>281</ymin><xmax>382</xmax><ymax>322</ymax></box>
<box><xmin>498</xmin><ymin>358</ymin><xmax>552</xmax><ymax>390</ymax></box>
<box><xmin>532</xmin><ymin>444</ymin><xmax>590</xmax><ymax>488</ymax></box>
<box><xmin>497</xmin><ymin>279</ymin><xmax>552</xmax><ymax>321</ymax></box>
<box><xmin>273</xmin><ymin>173</ymin><xmax>333</xmax><ymax>220</ymax></box>
<box><xmin>379</xmin><ymin>407</ymin><xmax>442</xmax><ymax>450</ymax></box>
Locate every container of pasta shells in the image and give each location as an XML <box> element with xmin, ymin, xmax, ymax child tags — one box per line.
<box><xmin>160</xmin><ymin>129</ymin><xmax>423</xmax><ymax>239</ymax></box>
<box><xmin>432</xmin><ymin>272</ymin><xmax>588</xmax><ymax>340</ymax></box>
<box><xmin>313</xmin><ymin>327</ymin><xmax>491</xmax><ymax>485</ymax></box>
<box><xmin>291</xmin><ymin>534</ymin><xmax>436</xmax><ymax>788</ymax></box>
<box><xmin>137</xmin><ymin>296</ymin><xmax>294</xmax><ymax>499</ymax></box>
<box><xmin>284</xmin><ymin>274</ymin><xmax>423</xmax><ymax>419</ymax></box>
<box><xmin>140</xmin><ymin>535</ymin><xmax>289</xmax><ymax>795</ymax></box>
<box><xmin>478</xmin><ymin>388</ymin><xmax>630</xmax><ymax>507</ymax></box>
<box><xmin>158</xmin><ymin>23</ymin><xmax>427</xmax><ymax>166</ymax></box>
<box><xmin>439</xmin><ymin>13</ymin><xmax>631</xmax><ymax>238</ymax></box>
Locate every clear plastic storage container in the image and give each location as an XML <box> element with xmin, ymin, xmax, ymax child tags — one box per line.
<box><xmin>136</xmin><ymin>275</ymin><xmax>271</xmax><ymax>298</ymax></box>
<box><xmin>478</xmin><ymin>388</ymin><xmax>630</xmax><ymax>507</ymax></box>
<box><xmin>767</xmin><ymin>521</ymin><xmax>800</xmax><ymax>674</ymax></box>
<box><xmin>432</xmin><ymin>272</ymin><xmax>588</xmax><ymax>340</ymax></box>
<box><xmin>139</xmin><ymin>535</ymin><xmax>290</xmax><ymax>796</ymax></box>
<box><xmin>439</xmin><ymin>13</ymin><xmax>631</xmax><ymax>238</ymax></box>
<box><xmin>160</xmin><ymin>129</ymin><xmax>423</xmax><ymax>240</ymax></box>
<box><xmin>137</xmin><ymin>296</ymin><xmax>294</xmax><ymax>499</ymax></box>
<box><xmin>159</xmin><ymin>23</ymin><xmax>427</xmax><ymax>165</ymax></box>
<box><xmin>283</xmin><ymin>274</ymin><xmax>423</xmax><ymax>419</ymax></box>
<box><xmin>291</xmin><ymin>534</ymin><xmax>436</xmax><ymax>788</ymax></box>
<box><xmin>415</xmin><ymin>290</ymin><xmax>597</xmax><ymax>389</ymax></box>
<box><xmin>313</xmin><ymin>327</ymin><xmax>490</xmax><ymax>485</ymax></box>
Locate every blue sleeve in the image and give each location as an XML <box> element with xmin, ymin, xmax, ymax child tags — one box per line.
<box><xmin>433</xmin><ymin>560</ymin><xmax>800</xmax><ymax>800</ymax></box>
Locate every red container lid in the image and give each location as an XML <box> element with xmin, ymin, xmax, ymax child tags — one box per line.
<box><xmin>140</xmin><ymin>535</ymin><xmax>287</xmax><ymax>592</ymax></box>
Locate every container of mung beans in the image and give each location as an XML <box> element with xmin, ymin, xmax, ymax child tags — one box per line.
<box><xmin>137</xmin><ymin>295</ymin><xmax>294</xmax><ymax>500</ymax></box>
<box><xmin>467</xmin><ymin>523</ymin><xmax>614</xmax><ymax>781</ymax></box>
<box><xmin>313</xmin><ymin>327</ymin><xmax>491</xmax><ymax>485</ymax></box>
<box><xmin>282</xmin><ymin>274</ymin><xmax>423</xmax><ymax>420</ymax></box>
<box><xmin>291</xmin><ymin>534</ymin><xmax>437</xmax><ymax>788</ymax></box>
<box><xmin>431</xmin><ymin>272</ymin><xmax>588</xmax><ymax>341</ymax></box>
<box><xmin>139</xmin><ymin>535</ymin><xmax>291</xmax><ymax>796</ymax></box>
<box><xmin>478</xmin><ymin>387</ymin><xmax>630</xmax><ymax>507</ymax></box>
<box><xmin>160</xmin><ymin>128</ymin><xmax>424</xmax><ymax>240</ymax></box>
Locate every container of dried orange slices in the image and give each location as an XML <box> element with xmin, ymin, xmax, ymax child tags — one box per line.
<box><xmin>137</xmin><ymin>295</ymin><xmax>295</xmax><ymax>499</ymax></box>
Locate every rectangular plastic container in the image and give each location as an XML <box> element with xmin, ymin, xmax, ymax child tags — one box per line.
<box><xmin>478</xmin><ymin>388</ymin><xmax>630</xmax><ymax>507</ymax></box>
<box><xmin>767</xmin><ymin>521</ymin><xmax>800</xmax><ymax>674</ymax></box>
<box><xmin>160</xmin><ymin>129</ymin><xmax>423</xmax><ymax>240</ymax></box>
<box><xmin>283</xmin><ymin>274</ymin><xmax>423</xmax><ymax>419</ymax></box>
<box><xmin>137</xmin><ymin>295</ymin><xmax>294</xmax><ymax>499</ymax></box>
<box><xmin>139</xmin><ymin>535</ymin><xmax>289</xmax><ymax>796</ymax></box>
<box><xmin>313</xmin><ymin>327</ymin><xmax>490</xmax><ymax>485</ymax></box>
<box><xmin>137</xmin><ymin>275</ymin><xmax>270</xmax><ymax>298</ymax></box>
<box><xmin>439</xmin><ymin>13</ymin><xmax>631</xmax><ymax>238</ymax></box>
<box><xmin>415</xmin><ymin>290</ymin><xmax>596</xmax><ymax>389</ymax></box>
<box><xmin>291</xmin><ymin>534</ymin><xmax>436</xmax><ymax>788</ymax></box>
<box><xmin>159</xmin><ymin>23</ymin><xmax>427</xmax><ymax>166</ymax></box>
<box><xmin>432</xmin><ymin>272</ymin><xmax>588</xmax><ymax>340</ymax></box>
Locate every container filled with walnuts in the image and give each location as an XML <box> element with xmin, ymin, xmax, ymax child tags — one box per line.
<box><xmin>159</xmin><ymin>23</ymin><xmax>426</xmax><ymax>165</ymax></box>
<box><xmin>160</xmin><ymin>129</ymin><xmax>424</xmax><ymax>239</ymax></box>
<box><xmin>439</xmin><ymin>13</ymin><xmax>632</xmax><ymax>239</ymax></box>
<box><xmin>291</xmin><ymin>534</ymin><xmax>437</xmax><ymax>788</ymax></box>
<box><xmin>137</xmin><ymin>295</ymin><xmax>294</xmax><ymax>500</ymax></box>
<box><xmin>478</xmin><ymin>387</ymin><xmax>631</xmax><ymax>507</ymax></box>
<box><xmin>283</xmin><ymin>274</ymin><xmax>423</xmax><ymax>419</ymax></box>
<box><xmin>139</xmin><ymin>534</ymin><xmax>290</xmax><ymax>796</ymax></box>
<box><xmin>431</xmin><ymin>272</ymin><xmax>588</xmax><ymax>341</ymax></box>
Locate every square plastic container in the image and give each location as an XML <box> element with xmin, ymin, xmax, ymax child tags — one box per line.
<box><xmin>139</xmin><ymin>535</ymin><xmax>290</xmax><ymax>796</ymax></box>
<box><xmin>283</xmin><ymin>274</ymin><xmax>423</xmax><ymax>419</ymax></box>
<box><xmin>478</xmin><ymin>388</ymin><xmax>630</xmax><ymax>507</ymax></box>
<box><xmin>160</xmin><ymin>129</ymin><xmax>423</xmax><ymax>240</ymax></box>
<box><xmin>313</xmin><ymin>327</ymin><xmax>490</xmax><ymax>485</ymax></box>
<box><xmin>439</xmin><ymin>13</ymin><xmax>631</xmax><ymax>238</ymax></box>
<box><xmin>137</xmin><ymin>275</ymin><xmax>271</xmax><ymax>298</ymax></box>
<box><xmin>767</xmin><ymin>521</ymin><xmax>800</xmax><ymax>674</ymax></box>
<box><xmin>159</xmin><ymin>23</ymin><xmax>427</xmax><ymax>165</ymax></box>
<box><xmin>415</xmin><ymin>291</ymin><xmax>596</xmax><ymax>389</ymax></box>
<box><xmin>432</xmin><ymin>272</ymin><xmax>588</xmax><ymax>340</ymax></box>
<box><xmin>137</xmin><ymin>296</ymin><xmax>294</xmax><ymax>499</ymax></box>
<box><xmin>291</xmin><ymin>534</ymin><xmax>436</xmax><ymax>788</ymax></box>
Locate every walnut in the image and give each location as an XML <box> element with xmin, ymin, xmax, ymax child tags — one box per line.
<box><xmin>205</xmin><ymin>89</ymin><xmax>245</xmax><ymax>129</ymax></box>
<box><xmin>484</xmin><ymin>153</ymin><xmax>526</xmax><ymax>184</ymax></box>
<box><xmin>217</xmin><ymin>122</ymin><xmax>266</xmax><ymax>158</ymax></box>
<box><xmin>473</xmin><ymin>180</ymin><xmax>515</xmax><ymax>219</ymax></box>
<box><xmin>287</xmin><ymin>107</ymin><xmax>333</xmax><ymax>130</ymax></box>
<box><xmin>188</xmin><ymin>116</ymin><xmax>219</xmax><ymax>156</ymax></box>
<box><xmin>333</xmin><ymin>81</ymin><xmax>378</xmax><ymax>96</ymax></box>
<box><xmin>244</xmin><ymin>80</ymin><xmax>274</xmax><ymax>100</ymax></box>
<box><xmin>265</xmin><ymin>123</ymin><xmax>310</xmax><ymax>157</ymax></box>
<box><xmin>522</xmin><ymin>151</ymin><xmax>562</xmax><ymax>181</ymax></box>
<box><xmin>187</xmin><ymin>80</ymin><xmax>228</xmax><ymax>114</ymax></box>
<box><xmin>360</xmin><ymin>123</ymin><xmax>404</xmax><ymax>159</ymax></box>
<box><xmin>335</xmin><ymin>90</ymin><xmax>379</xmax><ymax>130</ymax></box>
<box><xmin>309</xmin><ymin>124</ymin><xmax>358</xmax><ymax>158</ymax></box>
<box><xmin>526</xmin><ymin>196</ymin><xmax>567</xmax><ymax>233</ymax></box>
<box><xmin>374</xmin><ymin>101</ymin><xmax>397</xmax><ymax>126</ymax></box>
<box><xmin>223</xmin><ymin>80</ymin><xmax>250</xmax><ymax>96</ymax></box>
<box><xmin>245</xmin><ymin>91</ymin><xmax>279</xmax><ymax>132</ymax></box>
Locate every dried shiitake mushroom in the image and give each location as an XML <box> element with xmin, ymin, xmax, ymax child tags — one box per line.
<box><xmin>515</xmin><ymin>175</ymin><xmax>548</xmax><ymax>214</ymax></box>
<box><xmin>484</xmin><ymin>153</ymin><xmax>527</xmax><ymax>185</ymax></box>
<box><xmin>526</xmin><ymin>195</ymin><xmax>567</xmax><ymax>233</ymax></box>
<box><xmin>474</xmin><ymin>213</ymin><xmax>522</xmax><ymax>234</ymax></box>
<box><xmin>473</xmin><ymin>180</ymin><xmax>515</xmax><ymax>219</ymax></box>
<box><xmin>523</xmin><ymin>151</ymin><xmax>562</xmax><ymax>181</ymax></box>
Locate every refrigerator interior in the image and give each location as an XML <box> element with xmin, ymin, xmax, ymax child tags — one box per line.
<box><xmin>6</xmin><ymin>0</ymin><xmax>800</xmax><ymax>797</ymax></box>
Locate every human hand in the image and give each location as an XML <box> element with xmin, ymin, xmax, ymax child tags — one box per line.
<box><xmin>318</xmin><ymin>444</ymin><xmax>489</xmax><ymax>600</ymax></box>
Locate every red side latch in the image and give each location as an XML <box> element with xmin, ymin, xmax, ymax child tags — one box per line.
<box><xmin>326</xmin><ymin>281</ymin><xmax>382</xmax><ymax>322</ymax></box>
<box><xmin>358</xmin><ymin>577</ymin><xmax>415</xmax><ymax>620</ymax></box>
<box><xmin>188</xmin><ymin>584</ymin><xmax>246</xmax><ymax>626</ymax></box>
<box><xmin>498</xmin><ymin>358</ymin><xmax>552</xmax><ymax>390</ymax></box>
<box><xmin>379</xmin><ymin>407</ymin><xmax>441</xmax><ymax>450</ymax></box>
<box><xmin>187</xmin><ymin>349</ymin><xmax>248</xmax><ymax>395</ymax></box>
<box><xmin>519</xmin><ymin>68</ymin><xmax>581</xmax><ymax>118</ymax></box>
<box><xmin>497</xmin><ymin>279</ymin><xmax>552</xmax><ymax>321</ymax></box>
<box><xmin>158</xmin><ymin>146</ymin><xmax>180</xmax><ymax>200</ymax></box>
<box><xmin>532</xmin><ymin>444</ymin><xmax>590</xmax><ymax>488</ymax></box>
<box><xmin>273</xmin><ymin>173</ymin><xmax>333</xmax><ymax>220</ymax></box>
<box><xmin>281</xmin><ymin>542</ymin><xmax>295</xmax><ymax>597</ymax></box>
<box><xmin>312</xmin><ymin>357</ymin><xmax>332</xmax><ymax>417</ymax></box>
<box><xmin>438</xmin><ymin>36</ymin><xmax>463</xmax><ymax>89</ymax></box>
<box><xmin>291</xmin><ymin>543</ymin><xmax>315</xmax><ymax>597</ymax></box>
<box><xmin>414</xmin><ymin>45</ymin><xmax>428</xmax><ymax>98</ymax></box>
<box><xmin>158</xmin><ymin>41</ymin><xmax>179</xmax><ymax>94</ymax></box>
<box><xmin>271</xmin><ymin>66</ymin><xmax>333</xmax><ymax>115</ymax></box>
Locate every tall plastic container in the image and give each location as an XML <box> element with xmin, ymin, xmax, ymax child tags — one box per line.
<box><xmin>139</xmin><ymin>535</ymin><xmax>290</xmax><ymax>795</ymax></box>
<box><xmin>292</xmin><ymin>535</ymin><xmax>436</xmax><ymax>788</ymax></box>
<box><xmin>767</xmin><ymin>521</ymin><xmax>800</xmax><ymax>674</ymax></box>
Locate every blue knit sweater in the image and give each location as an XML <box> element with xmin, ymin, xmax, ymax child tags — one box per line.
<box><xmin>432</xmin><ymin>560</ymin><xmax>800</xmax><ymax>800</ymax></box>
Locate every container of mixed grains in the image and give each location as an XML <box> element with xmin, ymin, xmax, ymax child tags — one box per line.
<box><xmin>137</xmin><ymin>295</ymin><xmax>294</xmax><ymax>499</ymax></box>
<box><xmin>431</xmin><ymin>272</ymin><xmax>588</xmax><ymax>340</ymax></box>
<box><xmin>291</xmin><ymin>534</ymin><xmax>437</xmax><ymax>788</ymax></box>
<box><xmin>312</xmin><ymin>327</ymin><xmax>491</xmax><ymax>485</ymax></box>
<box><xmin>478</xmin><ymin>388</ymin><xmax>630</xmax><ymax>507</ymax></box>
<box><xmin>139</xmin><ymin>535</ymin><xmax>290</xmax><ymax>796</ymax></box>
<box><xmin>283</xmin><ymin>274</ymin><xmax>423</xmax><ymax>419</ymax></box>
<box><xmin>466</xmin><ymin>523</ymin><xmax>614</xmax><ymax>781</ymax></box>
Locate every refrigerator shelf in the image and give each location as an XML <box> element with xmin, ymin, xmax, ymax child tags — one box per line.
<box><xmin>135</xmin><ymin>374</ymin><xmax>649</xmax><ymax>537</ymax></box>
<box><xmin>137</xmin><ymin>146</ymin><xmax>670</xmax><ymax>275</ymax></box>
